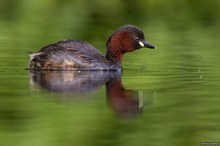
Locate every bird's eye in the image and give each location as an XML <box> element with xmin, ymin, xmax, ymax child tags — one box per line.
<box><xmin>135</xmin><ymin>37</ymin><xmax>140</xmax><ymax>41</ymax></box>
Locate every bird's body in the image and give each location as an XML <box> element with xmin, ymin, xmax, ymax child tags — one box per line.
<box><xmin>29</xmin><ymin>40</ymin><xmax>120</xmax><ymax>70</ymax></box>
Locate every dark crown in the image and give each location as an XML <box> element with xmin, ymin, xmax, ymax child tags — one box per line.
<box><xmin>116</xmin><ymin>25</ymin><xmax>145</xmax><ymax>39</ymax></box>
<box><xmin>106</xmin><ymin>25</ymin><xmax>145</xmax><ymax>47</ymax></box>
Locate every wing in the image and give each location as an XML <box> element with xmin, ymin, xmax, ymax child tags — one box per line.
<box><xmin>29</xmin><ymin>40</ymin><xmax>112</xmax><ymax>70</ymax></box>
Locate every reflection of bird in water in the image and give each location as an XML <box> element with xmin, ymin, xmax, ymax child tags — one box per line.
<box><xmin>29</xmin><ymin>70</ymin><xmax>119</xmax><ymax>95</ymax></box>
<box><xmin>29</xmin><ymin>70</ymin><xmax>144</xmax><ymax>116</ymax></box>
<box><xmin>106</xmin><ymin>79</ymin><xmax>143</xmax><ymax>117</ymax></box>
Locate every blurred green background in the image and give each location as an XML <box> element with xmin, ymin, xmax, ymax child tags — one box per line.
<box><xmin>0</xmin><ymin>0</ymin><xmax>220</xmax><ymax>146</ymax></box>
<box><xmin>0</xmin><ymin>0</ymin><xmax>220</xmax><ymax>47</ymax></box>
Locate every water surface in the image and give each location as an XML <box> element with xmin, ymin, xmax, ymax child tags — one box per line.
<box><xmin>0</xmin><ymin>23</ymin><xmax>220</xmax><ymax>146</ymax></box>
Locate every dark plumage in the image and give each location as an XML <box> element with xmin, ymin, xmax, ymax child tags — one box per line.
<box><xmin>28</xmin><ymin>25</ymin><xmax>156</xmax><ymax>70</ymax></box>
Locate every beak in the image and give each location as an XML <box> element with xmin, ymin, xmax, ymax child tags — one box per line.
<box><xmin>143</xmin><ymin>40</ymin><xmax>156</xmax><ymax>49</ymax></box>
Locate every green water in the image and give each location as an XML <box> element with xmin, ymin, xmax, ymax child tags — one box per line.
<box><xmin>1</xmin><ymin>25</ymin><xmax>220</xmax><ymax>146</ymax></box>
<box><xmin>1</xmin><ymin>1</ymin><xmax>220</xmax><ymax>145</ymax></box>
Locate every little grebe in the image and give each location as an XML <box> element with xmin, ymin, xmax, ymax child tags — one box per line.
<box><xmin>28</xmin><ymin>25</ymin><xmax>156</xmax><ymax>70</ymax></box>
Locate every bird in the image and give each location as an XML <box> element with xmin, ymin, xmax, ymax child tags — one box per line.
<box><xmin>28</xmin><ymin>24</ymin><xmax>156</xmax><ymax>71</ymax></box>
